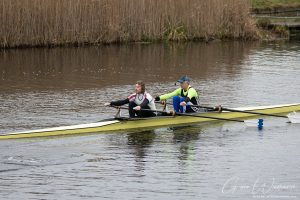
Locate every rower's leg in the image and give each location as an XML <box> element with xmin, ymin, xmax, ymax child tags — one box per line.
<box><xmin>172</xmin><ymin>96</ymin><xmax>181</xmax><ymax>112</ymax></box>
<box><xmin>186</xmin><ymin>102</ymin><xmax>195</xmax><ymax>113</ymax></box>
<box><xmin>179</xmin><ymin>97</ymin><xmax>186</xmax><ymax>113</ymax></box>
<box><xmin>138</xmin><ymin>105</ymin><xmax>156</xmax><ymax>118</ymax></box>
<box><xmin>128</xmin><ymin>101</ymin><xmax>137</xmax><ymax>118</ymax></box>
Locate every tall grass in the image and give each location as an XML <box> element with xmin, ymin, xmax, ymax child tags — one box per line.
<box><xmin>0</xmin><ymin>0</ymin><xmax>257</xmax><ymax>48</ymax></box>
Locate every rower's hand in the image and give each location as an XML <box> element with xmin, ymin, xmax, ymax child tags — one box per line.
<box><xmin>133</xmin><ymin>106</ymin><xmax>141</xmax><ymax>111</ymax></box>
<box><xmin>104</xmin><ymin>102</ymin><xmax>111</xmax><ymax>106</ymax></box>
<box><xmin>180</xmin><ymin>101</ymin><xmax>187</xmax><ymax>106</ymax></box>
<box><xmin>213</xmin><ymin>105</ymin><xmax>222</xmax><ymax>112</ymax></box>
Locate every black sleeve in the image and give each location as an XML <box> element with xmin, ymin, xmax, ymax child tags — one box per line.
<box><xmin>140</xmin><ymin>99</ymin><xmax>150</xmax><ymax>108</ymax></box>
<box><xmin>110</xmin><ymin>98</ymin><xmax>129</xmax><ymax>106</ymax></box>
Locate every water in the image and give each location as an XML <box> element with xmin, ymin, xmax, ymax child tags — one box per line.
<box><xmin>0</xmin><ymin>41</ymin><xmax>300</xmax><ymax>199</ymax></box>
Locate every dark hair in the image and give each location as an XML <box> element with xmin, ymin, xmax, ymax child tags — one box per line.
<box><xmin>136</xmin><ymin>80</ymin><xmax>145</xmax><ymax>93</ymax></box>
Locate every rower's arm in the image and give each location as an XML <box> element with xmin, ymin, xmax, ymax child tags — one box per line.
<box><xmin>159</xmin><ymin>89</ymin><xmax>181</xmax><ymax>100</ymax></box>
<box><xmin>110</xmin><ymin>98</ymin><xmax>129</xmax><ymax>106</ymax></box>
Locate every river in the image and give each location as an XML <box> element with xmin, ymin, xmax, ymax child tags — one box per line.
<box><xmin>0</xmin><ymin>41</ymin><xmax>300</xmax><ymax>199</ymax></box>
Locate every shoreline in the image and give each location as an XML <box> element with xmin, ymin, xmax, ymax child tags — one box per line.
<box><xmin>0</xmin><ymin>32</ymin><xmax>293</xmax><ymax>50</ymax></box>
<box><xmin>0</xmin><ymin>37</ymin><xmax>260</xmax><ymax>50</ymax></box>
<box><xmin>1</xmin><ymin>1</ymin><xmax>300</xmax><ymax>50</ymax></box>
<box><xmin>0</xmin><ymin>0</ymin><xmax>257</xmax><ymax>50</ymax></box>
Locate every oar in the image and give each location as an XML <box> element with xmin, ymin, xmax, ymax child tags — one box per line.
<box><xmin>155</xmin><ymin>101</ymin><xmax>288</xmax><ymax>118</ymax></box>
<box><xmin>109</xmin><ymin>105</ymin><xmax>265</xmax><ymax>129</ymax></box>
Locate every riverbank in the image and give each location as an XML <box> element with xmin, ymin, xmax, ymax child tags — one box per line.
<box><xmin>252</xmin><ymin>0</ymin><xmax>300</xmax><ymax>41</ymax></box>
<box><xmin>252</xmin><ymin>0</ymin><xmax>300</xmax><ymax>13</ymax></box>
<box><xmin>0</xmin><ymin>0</ymin><xmax>257</xmax><ymax>49</ymax></box>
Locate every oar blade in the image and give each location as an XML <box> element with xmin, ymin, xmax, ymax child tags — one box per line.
<box><xmin>287</xmin><ymin>112</ymin><xmax>300</xmax><ymax>123</ymax></box>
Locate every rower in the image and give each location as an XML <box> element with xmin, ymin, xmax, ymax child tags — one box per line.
<box><xmin>155</xmin><ymin>75</ymin><xmax>221</xmax><ymax>113</ymax></box>
<box><xmin>155</xmin><ymin>75</ymin><xmax>199</xmax><ymax>113</ymax></box>
<box><xmin>105</xmin><ymin>81</ymin><xmax>156</xmax><ymax>118</ymax></box>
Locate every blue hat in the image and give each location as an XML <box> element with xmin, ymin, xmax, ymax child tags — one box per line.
<box><xmin>177</xmin><ymin>75</ymin><xmax>191</xmax><ymax>83</ymax></box>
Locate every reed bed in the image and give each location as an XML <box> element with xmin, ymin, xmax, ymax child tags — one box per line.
<box><xmin>0</xmin><ymin>0</ymin><xmax>257</xmax><ymax>48</ymax></box>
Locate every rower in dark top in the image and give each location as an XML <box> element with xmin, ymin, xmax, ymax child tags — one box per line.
<box><xmin>105</xmin><ymin>81</ymin><xmax>156</xmax><ymax>118</ymax></box>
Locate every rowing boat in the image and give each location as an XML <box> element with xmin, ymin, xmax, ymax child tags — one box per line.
<box><xmin>1</xmin><ymin>103</ymin><xmax>300</xmax><ymax>140</ymax></box>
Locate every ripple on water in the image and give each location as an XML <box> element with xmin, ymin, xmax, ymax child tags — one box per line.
<box><xmin>0</xmin><ymin>41</ymin><xmax>300</xmax><ymax>199</ymax></box>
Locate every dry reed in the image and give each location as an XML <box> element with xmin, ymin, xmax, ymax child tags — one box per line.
<box><xmin>0</xmin><ymin>0</ymin><xmax>258</xmax><ymax>48</ymax></box>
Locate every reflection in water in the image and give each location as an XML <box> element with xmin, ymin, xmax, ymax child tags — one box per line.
<box><xmin>0</xmin><ymin>41</ymin><xmax>300</xmax><ymax>200</ymax></box>
<box><xmin>127</xmin><ymin>131</ymin><xmax>156</xmax><ymax>147</ymax></box>
<box><xmin>171</xmin><ymin>127</ymin><xmax>201</xmax><ymax>161</ymax></box>
<box><xmin>127</xmin><ymin>131</ymin><xmax>156</xmax><ymax>172</ymax></box>
<box><xmin>0</xmin><ymin>41</ymin><xmax>265</xmax><ymax>133</ymax></box>
<box><xmin>1</xmin><ymin>41</ymin><xmax>300</xmax><ymax>135</ymax></box>
<box><xmin>125</xmin><ymin>127</ymin><xmax>203</xmax><ymax>172</ymax></box>
<box><xmin>0</xmin><ymin>42</ymin><xmax>258</xmax><ymax>91</ymax></box>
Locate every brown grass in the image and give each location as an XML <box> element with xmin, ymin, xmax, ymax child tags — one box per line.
<box><xmin>0</xmin><ymin>0</ymin><xmax>258</xmax><ymax>48</ymax></box>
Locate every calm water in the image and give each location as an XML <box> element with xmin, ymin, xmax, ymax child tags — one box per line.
<box><xmin>0</xmin><ymin>41</ymin><xmax>300</xmax><ymax>199</ymax></box>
